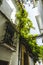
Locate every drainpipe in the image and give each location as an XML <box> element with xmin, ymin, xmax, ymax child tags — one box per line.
<box><xmin>18</xmin><ymin>41</ymin><xmax>22</xmax><ymax>65</ymax></box>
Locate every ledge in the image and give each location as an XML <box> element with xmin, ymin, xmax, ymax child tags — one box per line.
<box><xmin>0</xmin><ymin>43</ymin><xmax>16</xmax><ymax>52</ymax></box>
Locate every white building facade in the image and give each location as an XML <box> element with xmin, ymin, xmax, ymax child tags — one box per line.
<box><xmin>0</xmin><ymin>0</ymin><xmax>19</xmax><ymax>65</ymax></box>
<box><xmin>23</xmin><ymin>0</ymin><xmax>43</xmax><ymax>45</ymax></box>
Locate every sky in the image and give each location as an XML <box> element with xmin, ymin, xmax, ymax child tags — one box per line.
<box><xmin>24</xmin><ymin>2</ymin><xmax>43</xmax><ymax>45</ymax></box>
<box><xmin>5</xmin><ymin>0</ymin><xmax>43</xmax><ymax>45</ymax></box>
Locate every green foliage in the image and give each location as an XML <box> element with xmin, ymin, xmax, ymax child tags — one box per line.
<box><xmin>16</xmin><ymin>1</ymin><xmax>40</xmax><ymax>62</ymax></box>
<box><xmin>39</xmin><ymin>46</ymin><xmax>43</xmax><ymax>59</ymax></box>
<box><xmin>26</xmin><ymin>35</ymin><xmax>40</xmax><ymax>62</ymax></box>
<box><xmin>16</xmin><ymin>6</ymin><xmax>34</xmax><ymax>38</ymax></box>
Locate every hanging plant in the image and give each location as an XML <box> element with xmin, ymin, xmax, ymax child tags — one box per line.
<box><xmin>16</xmin><ymin>1</ymin><xmax>40</xmax><ymax>62</ymax></box>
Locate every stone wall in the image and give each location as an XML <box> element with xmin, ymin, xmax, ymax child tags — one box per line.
<box><xmin>0</xmin><ymin>12</ymin><xmax>19</xmax><ymax>65</ymax></box>
<box><xmin>29</xmin><ymin>56</ymin><xmax>34</xmax><ymax>65</ymax></box>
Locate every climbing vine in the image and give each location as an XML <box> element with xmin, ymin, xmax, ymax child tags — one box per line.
<box><xmin>15</xmin><ymin>0</ymin><xmax>40</xmax><ymax>62</ymax></box>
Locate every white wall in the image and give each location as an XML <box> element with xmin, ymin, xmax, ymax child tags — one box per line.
<box><xmin>0</xmin><ymin>12</ymin><xmax>12</xmax><ymax>61</ymax></box>
<box><xmin>0</xmin><ymin>0</ymin><xmax>16</xmax><ymax>22</ymax></box>
<box><xmin>10</xmin><ymin>38</ymin><xmax>19</xmax><ymax>65</ymax></box>
<box><xmin>29</xmin><ymin>56</ymin><xmax>34</xmax><ymax>65</ymax></box>
<box><xmin>35</xmin><ymin>60</ymin><xmax>42</xmax><ymax>65</ymax></box>
<box><xmin>0</xmin><ymin>12</ymin><xmax>19</xmax><ymax>65</ymax></box>
<box><xmin>0</xmin><ymin>12</ymin><xmax>7</xmax><ymax>41</ymax></box>
<box><xmin>0</xmin><ymin>0</ymin><xmax>19</xmax><ymax>65</ymax></box>
<box><xmin>0</xmin><ymin>46</ymin><xmax>12</xmax><ymax>61</ymax></box>
<box><xmin>38</xmin><ymin>0</ymin><xmax>43</xmax><ymax>33</ymax></box>
<box><xmin>38</xmin><ymin>0</ymin><xmax>43</xmax><ymax>23</ymax></box>
<box><xmin>0</xmin><ymin>37</ymin><xmax>19</xmax><ymax>65</ymax></box>
<box><xmin>0</xmin><ymin>0</ymin><xmax>13</xmax><ymax>20</ymax></box>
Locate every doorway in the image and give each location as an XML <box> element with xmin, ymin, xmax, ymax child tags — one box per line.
<box><xmin>24</xmin><ymin>53</ymin><xmax>29</xmax><ymax>65</ymax></box>
<box><xmin>0</xmin><ymin>60</ymin><xmax>9</xmax><ymax>65</ymax></box>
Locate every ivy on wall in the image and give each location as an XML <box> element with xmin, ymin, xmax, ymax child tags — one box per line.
<box><xmin>15</xmin><ymin>0</ymin><xmax>40</xmax><ymax>62</ymax></box>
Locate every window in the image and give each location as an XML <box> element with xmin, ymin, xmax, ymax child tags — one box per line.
<box><xmin>42</xmin><ymin>38</ymin><xmax>43</xmax><ymax>43</ymax></box>
<box><xmin>35</xmin><ymin>15</ymin><xmax>43</xmax><ymax>31</ymax></box>
<box><xmin>2</xmin><ymin>21</ymin><xmax>18</xmax><ymax>51</ymax></box>
<box><xmin>30</xmin><ymin>0</ymin><xmax>39</xmax><ymax>7</ymax></box>
<box><xmin>0</xmin><ymin>60</ymin><xmax>9</xmax><ymax>65</ymax></box>
<box><xmin>35</xmin><ymin>15</ymin><xmax>43</xmax><ymax>43</ymax></box>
